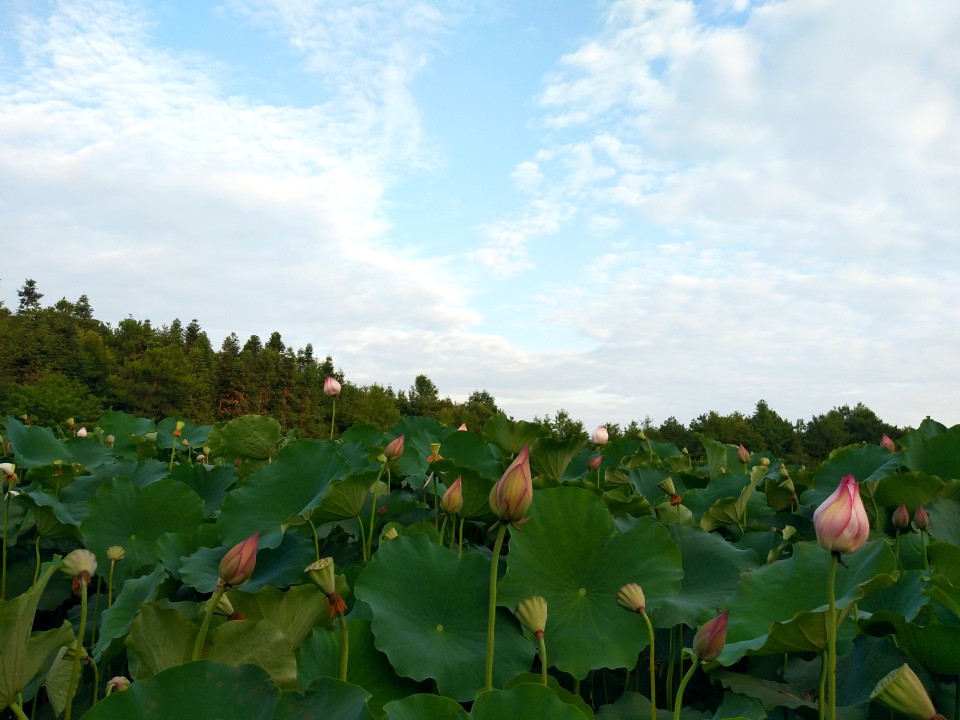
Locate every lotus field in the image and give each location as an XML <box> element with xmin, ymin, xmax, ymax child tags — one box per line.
<box><xmin>1</xmin><ymin>409</ymin><xmax>959</xmax><ymax>720</ymax></box>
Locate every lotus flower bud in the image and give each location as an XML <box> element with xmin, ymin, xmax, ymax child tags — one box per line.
<box><xmin>458</xmin><ymin>423</ymin><xmax>468</xmax><ymax>431</ymax></box>
<box><xmin>196</xmin><ymin>453</ymin><xmax>206</xmax><ymax>464</ymax></box>
<box><xmin>617</xmin><ymin>583</ymin><xmax>646</xmax><ymax>613</ymax></box>
<box><xmin>591</xmin><ymin>425</ymin><xmax>609</xmax><ymax>446</ymax></box>
<box><xmin>693</xmin><ymin>610</ymin><xmax>729</xmax><ymax>662</ymax></box>
<box><xmin>215</xmin><ymin>593</ymin><xmax>235</xmax><ymax>616</ymax></box>
<box><xmin>515</xmin><ymin>596</ymin><xmax>548</xmax><ymax>638</ymax></box>
<box><xmin>813</xmin><ymin>475</ymin><xmax>870</xmax><ymax>554</ymax></box>
<box><xmin>305</xmin><ymin>557</ymin><xmax>337</xmax><ymax>596</ymax></box>
<box><xmin>61</xmin><ymin>549</ymin><xmax>97</xmax><ymax>580</ymax></box>
<box><xmin>107</xmin><ymin>546</ymin><xmax>125</xmax><ymax>562</ymax></box>
<box><xmin>586</xmin><ymin>455</ymin><xmax>602</xmax><ymax>472</ymax></box>
<box><xmin>76</xmin><ymin>427</ymin><xmax>88</xmax><ymax>438</ymax></box>
<box><xmin>381</xmin><ymin>527</ymin><xmax>399</xmax><ymax>541</ymax></box>
<box><xmin>219</xmin><ymin>532</ymin><xmax>260</xmax><ymax>587</ymax></box>
<box><xmin>870</xmin><ymin>664</ymin><xmax>946</xmax><ymax>720</ymax></box>
<box><xmin>105</xmin><ymin>676</ymin><xmax>131</xmax><ymax>695</ymax></box>
<box><xmin>892</xmin><ymin>504</ymin><xmax>911</xmax><ymax>531</ymax></box>
<box><xmin>441</xmin><ymin>477</ymin><xmax>463</xmax><ymax>515</ymax></box>
<box><xmin>737</xmin><ymin>444</ymin><xmax>750</xmax><ymax>463</ymax></box>
<box><xmin>384</xmin><ymin>435</ymin><xmax>404</xmax><ymax>462</ymax></box>
<box><xmin>760</xmin><ymin>457</ymin><xmax>770</xmax><ymax>467</ymax></box>
<box><xmin>324</xmin><ymin>376</ymin><xmax>341</xmax><ymax>397</ymax></box>
<box><xmin>173</xmin><ymin>420</ymin><xmax>185</xmax><ymax>438</ymax></box>
<box><xmin>914</xmin><ymin>505</ymin><xmax>930</xmax><ymax>530</ymax></box>
<box><xmin>67</xmin><ymin>417</ymin><xmax>75</xmax><ymax>429</ymax></box>
<box><xmin>489</xmin><ymin>446</ymin><xmax>533</xmax><ymax>524</ymax></box>
<box><xmin>105</xmin><ymin>434</ymin><xmax>115</xmax><ymax>447</ymax></box>
<box><xmin>880</xmin><ymin>434</ymin><xmax>896</xmax><ymax>452</ymax></box>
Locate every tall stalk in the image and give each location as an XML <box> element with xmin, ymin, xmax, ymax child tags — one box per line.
<box><xmin>483</xmin><ymin>524</ymin><xmax>508</xmax><ymax>691</ymax></box>
<box><xmin>826</xmin><ymin>553</ymin><xmax>839</xmax><ymax>720</ymax></box>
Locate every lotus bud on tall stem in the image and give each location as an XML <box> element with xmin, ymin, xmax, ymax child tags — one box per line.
<box><xmin>914</xmin><ymin>505</ymin><xmax>930</xmax><ymax>570</ymax></box>
<box><xmin>364</xmin><ymin>463</ymin><xmax>387</xmax><ymax>564</ymax></box>
<box><xmin>515</xmin><ymin>597</ymin><xmax>549</xmax><ymax>687</ymax></box>
<box><xmin>618</xmin><ymin>583</ymin><xmax>656</xmax><ymax>720</ymax></box>
<box><xmin>484</xmin><ymin>523</ymin><xmax>508</xmax><ymax>691</ymax></box>
<box><xmin>674</xmin><ymin>611</ymin><xmax>729</xmax><ymax>720</ymax></box>
<box><xmin>169</xmin><ymin>421</ymin><xmax>185</xmax><ymax>471</ymax></box>
<box><xmin>306</xmin><ymin>558</ymin><xmax>349</xmax><ymax>680</ymax></box>
<box><xmin>194</xmin><ymin>533</ymin><xmax>259</xmax><ymax>661</ymax></box>
<box><xmin>61</xmin><ymin>549</ymin><xmax>96</xmax><ymax>720</ymax></box>
<box><xmin>106</xmin><ymin>546</ymin><xmax>124</xmax><ymax>607</ymax></box>
<box><xmin>324</xmin><ymin>376</ymin><xmax>341</xmax><ymax>439</ymax></box>
<box><xmin>1</xmin><ymin>463</ymin><xmax>18</xmax><ymax>600</ymax></box>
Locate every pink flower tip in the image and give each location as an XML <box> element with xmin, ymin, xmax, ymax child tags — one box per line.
<box><xmin>813</xmin><ymin>475</ymin><xmax>870</xmax><ymax>554</ymax></box>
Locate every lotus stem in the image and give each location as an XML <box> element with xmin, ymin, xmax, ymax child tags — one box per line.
<box><xmin>1</xmin><ymin>490</ymin><xmax>9</xmax><ymax>600</ymax></box>
<box><xmin>827</xmin><ymin>552</ymin><xmax>839</xmax><ymax>720</ymax></box>
<box><xmin>9</xmin><ymin>701</ymin><xmax>28</xmax><ymax>720</ymax></box>
<box><xmin>538</xmin><ymin>634</ymin><xmax>548</xmax><ymax>687</ymax></box>
<box><xmin>818</xmin><ymin>649</ymin><xmax>827</xmax><ymax>720</ymax></box>
<box><xmin>309</xmin><ymin>518</ymin><xmax>320</xmax><ymax>562</ymax></box>
<box><xmin>329</xmin><ymin>398</ymin><xmax>337</xmax><ymax>440</ymax></box>
<box><xmin>364</xmin><ymin>464</ymin><xmax>386</xmax><ymax>563</ymax></box>
<box><xmin>484</xmin><ymin>523</ymin><xmax>508</xmax><ymax>691</ymax></box>
<box><xmin>90</xmin><ymin>657</ymin><xmax>99</xmax><ymax>705</ymax></box>
<box><xmin>920</xmin><ymin>529</ymin><xmax>929</xmax><ymax>571</ymax></box>
<box><xmin>673</xmin><ymin>655</ymin><xmax>700</xmax><ymax>720</ymax></box>
<box><xmin>439</xmin><ymin>515</ymin><xmax>449</xmax><ymax>548</ymax></box>
<box><xmin>192</xmin><ymin>584</ymin><xmax>225</xmax><ymax>661</ymax></box>
<box><xmin>64</xmin><ymin>578</ymin><xmax>89</xmax><ymax>720</ymax></box>
<box><xmin>338</xmin><ymin>611</ymin><xmax>349</xmax><ymax>681</ymax></box>
<box><xmin>641</xmin><ymin>609</ymin><xmax>656</xmax><ymax>720</ymax></box>
<box><xmin>458</xmin><ymin>517</ymin><xmax>465</xmax><ymax>558</ymax></box>
<box><xmin>33</xmin><ymin>535</ymin><xmax>41</xmax><ymax>585</ymax></box>
<box><xmin>108</xmin><ymin>561</ymin><xmax>116</xmax><ymax>607</ymax></box>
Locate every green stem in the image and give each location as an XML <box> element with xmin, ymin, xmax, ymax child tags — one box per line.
<box><xmin>2</xmin><ymin>490</ymin><xmax>9</xmax><ymax>600</ymax></box>
<box><xmin>356</xmin><ymin>515</ymin><xmax>366</xmax><ymax>563</ymax></box>
<box><xmin>483</xmin><ymin>524</ymin><xmax>508</xmax><ymax>691</ymax></box>
<box><xmin>439</xmin><ymin>516</ymin><xmax>449</xmax><ymax>549</ymax></box>
<box><xmin>818</xmin><ymin>650</ymin><xmax>827</xmax><ymax>720</ymax></box>
<box><xmin>108</xmin><ymin>561</ymin><xmax>116</xmax><ymax>607</ymax></box>
<box><xmin>338</xmin><ymin>611</ymin><xmax>349</xmax><ymax>681</ymax></box>
<box><xmin>894</xmin><ymin>532</ymin><xmax>901</xmax><ymax>572</ymax></box>
<box><xmin>329</xmin><ymin>398</ymin><xmax>337</xmax><ymax>440</ymax></box>
<box><xmin>642</xmin><ymin>610</ymin><xmax>656</xmax><ymax>720</ymax></box>
<box><xmin>673</xmin><ymin>656</ymin><xmax>700</xmax><ymax>720</ymax></box>
<box><xmin>90</xmin><ymin>576</ymin><xmax>102</xmax><ymax>654</ymax></box>
<box><xmin>168</xmin><ymin>443</ymin><xmax>176</xmax><ymax>472</ymax></box>
<box><xmin>33</xmin><ymin>535</ymin><xmax>41</xmax><ymax>585</ymax></box>
<box><xmin>192</xmin><ymin>585</ymin><xmax>225</xmax><ymax>661</ymax></box>
<box><xmin>433</xmin><ymin>475</ymin><xmax>440</xmax><ymax>529</ymax></box>
<box><xmin>90</xmin><ymin>658</ymin><xmax>99</xmax><ymax>705</ymax></box>
<box><xmin>666</xmin><ymin>624</ymin><xmax>675</xmax><ymax>711</ymax></box>
<box><xmin>827</xmin><ymin>553</ymin><xmax>839</xmax><ymax>720</ymax></box>
<box><xmin>309</xmin><ymin>519</ymin><xmax>320</xmax><ymax>562</ymax></box>
<box><xmin>9</xmin><ymin>701</ymin><xmax>29</xmax><ymax>720</ymax></box>
<box><xmin>538</xmin><ymin>634</ymin><xmax>548</xmax><ymax>687</ymax></box>
<box><xmin>64</xmin><ymin>579</ymin><xmax>89</xmax><ymax>720</ymax></box>
<box><xmin>458</xmin><ymin>517</ymin><xmax>464</xmax><ymax>559</ymax></box>
<box><xmin>365</xmin><ymin>464</ymin><xmax>386</xmax><ymax>563</ymax></box>
<box><xmin>921</xmin><ymin>530</ymin><xmax>929</xmax><ymax>571</ymax></box>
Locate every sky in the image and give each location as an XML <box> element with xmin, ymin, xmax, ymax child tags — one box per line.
<box><xmin>1</xmin><ymin>0</ymin><xmax>959</xmax><ymax>432</ymax></box>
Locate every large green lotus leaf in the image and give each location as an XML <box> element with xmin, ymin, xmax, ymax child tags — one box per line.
<box><xmin>453</xmin><ymin>467</ymin><xmax>496</xmax><ymax>519</ymax></box>
<box><xmin>155</xmin><ymin>526</ymin><xmax>221</xmax><ymax>579</ymax></box>
<box><xmin>804</xmin><ymin>445</ymin><xmax>901</xmax><ymax>507</ymax></box>
<box><xmin>927</xmin><ymin>541</ymin><xmax>960</xmax><ymax>585</ymax></box>
<box><xmin>383</xmin><ymin>693</ymin><xmax>469</xmax><ymax>720</ymax></box>
<box><xmin>872</xmin><ymin>471</ymin><xmax>944</xmax><ymax>510</ymax></box>
<box><xmin>0</xmin><ymin>563</ymin><xmax>73</xmax><ymax>712</ymax></box>
<box><xmin>126</xmin><ymin>602</ymin><xmax>197</xmax><ymax>679</ymax></box>
<box><xmin>354</xmin><ymin>534</ymin><xmax>533</xmax><ymax>700</ymax></box>
<box><xmin>656</xmin><ymin>524</ymin><xmax>759</xmax><ymax>628</ymax></box>
<box><xmin>928</xmin><ymin>498</ymin><xmax>960</xmax><ymax>546</ymax></box>
<box><xmin>155</xmin><ymin>417</ymin><xmax>211</xmax><ymax>450</ymax></box>
<box><xmin>858</xmin><ymin>570</ymin><xmax>927</xmax><ymax>621</ymax></box>
<box><xmin>72</xmin><ymin>459</ymin><xmax>169</xmax><ymax>492</ymax></box>
<box><xmin>80</xmin><ymin>478</ymin><xmax>203</xmax><ymax>582</ymax></box>
<box><xmin>498</xmin><ymin>488</ymin><xmax>683</xmax><ymax>679</ymax></box>
<box><xmin>719</xmin><ymin>541</ymin><xmax>897</xmax><ymax>664</ymax></box>
<box><xmin>274</xmin><ymin>677</ymin><xmax>371</xmax><ymax>720</ymax></box>
<box><xmin>714</xmin><ymin>670</ymin><xmax>818</xmax><ymax>712</ymax></box>
<box><xmin>471</xmin><ymin>683</ymin><xmax>588</xmax><ymax>719</ymax></box>
<box><xmin>504</xmin><ymin>675</ymin><xmax>595</xmax><ymax>719</ymax></box>
<box><xmin>684</xmin><ymin>474</ymin><xmax>753</xmax><ymax>520</ymax></box>
<box><xmin>204</xmin><ymin>619</ymin><xmax>298</xmax><ymax>689</ymax></box>
<box><xmin>297</xmin><ymin>619</ymin><xmax>423</xmax><ymax>716</ymax></box>
<box><xmin>80</xmin><ymin>660</ymin><xmax>279</xmax><ymax>720</ymax></box>
<box><xmin>435</xmin><ymin>429</ymin><xmax>502</xmax><ymax>480</ymax></box>
<box><xmin>3</xmin><ymin>416</ymin><xmax>73</xmax><ymax>469</ymax></box>
<box><xmin>901</xmin><ymin>428</ymin><xmax>960</xmax><ymax>480</ymax></box>
<box><xmin>311</xmin><ymin>473</ymin><xmax>376</xmax><ymax>522</ymax></box>
<box><xmin>94</xmin><ymin>411</ymin><xmax>157</xmax><ymax>460</ymax></box>
<box><xmin>713</xmin><ymin>692</ymin><xmax>767</xmax><ymax>720</ymax></box>
<box><xmin>531</xmin><ymin>436</ymin><xmax>586</xmax><ymax>482</ymax></box>
<box><xmin>63</xmin><ymin>436</ymin><xmax>115</xmax><ymax>470</ymax></box>
<box><xmin>208</xmin><ymin>414</ymin><xmax>282</xmax><ymax>461</ymax></box>
<box><xmin>698</xmin><ymin>434</ymin><xmax>730</xmax><ymax>478</ymax></box>
<box><xmin>217</xmin><ymin>440</ymin><xmax>348</xmax><ymax>545</ymax></box>
<box><xmin>169</xmin><ymin>463</ymin><xmax>237</xmax><ymax>518</ymax></box>
<box><xmin>861</xmin><ymin>611</ymin><xmax>960</xmax><ymax>675</ymax></box>
<box><xmin>923</xmin><ymin>576</ymin><xmax>960</xmax><ymax>620</ymax></box>
<box><xmin>625</xmin><ymin>466</ymin><xmax>674</xmax><ymax>504</ymax></box>
<box><xmin>835</xmin><ymin>635</ymin><xmax>923</xmax><ymax>708</ymax></box>
<box><xmin>92</xmin><ymin>565</ymin><xmax>167</xmax><ymax>661</ymax></box>
<box><xmin>227</xmin><ymin>584</ymin><xmax>331</xmax><ymax>649</ymax></box>
<box><xmin>483</xmin><ymin>413</ymin><xmax>549</xmax><ymax>455</ymax></box>
<box><xmin>594</xmin><ymin>691</ymin><xmax>700</xmax><ymax>720</ymax></box>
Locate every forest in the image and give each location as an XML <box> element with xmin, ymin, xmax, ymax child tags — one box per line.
<box><xmin>0</xmin><ymin>278</ymin><xmax>902</xmax><ymax>465</ymax></box>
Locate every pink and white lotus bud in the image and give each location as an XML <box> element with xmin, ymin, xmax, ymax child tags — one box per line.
<box><xmin>591</xmin><ymin>426</ymin><xmax>609</xmax><ymax>446</ymax></box>
<box><xmin>880</xmin><ymin>434</ymin><xmax>896</xmax><ymax>452</ymax></box>
<box><xmin>324</xmin><ymin>376</ymin><xmax>341</xmax><ymax>397</ymax></box>
<box><xmin>515</xmin><ymin>596</ymin><xmax>548</xmax><ymax>638</ymax></box>
<box><xmin>457</xmin><ymin>423</ymin><xmax>468</xmax><ymax>431</ymax></box>
<box><xmin>196</xmin><ymin>454</ymin><xmax>206</xmax><ymax>464</ymax></box>
<box><xmin>892</xmin><ymin>504</ymin><xmax>910</xmax><ymax>531</ymax></box>
<box><xmin>76</xmin><ymin>427</ymin><xmax>88</xmax><ymax>438</ymax></box>
<box><xmin>62</xmin><ymin>549</ymin><xmax>98</xmax><ymax>579</ymax></box>
<box><xmin>489</xmin><ymin>446</ymin><xmax>533</xmax><ymax>524</ymax></box>
<box><xmin>914</xmin><ymin>505</ymin><xmax>930</xmax><ymax>530</ymax></box>
<box><xmin>617</xmin><ymin>583</ymin><xmax>646</xmax><ymax>614</ymax></box>
<box><xmin>105</xmin><ymin>676</ymin><xmax>131</xmax><ymax>695</ymax></box>
<box><xmin>441</xmin><ymin>476</ymin><xmax>463</xmax><ymax>515</ymax></box>
<box><xmin>219</xmin><ymin>532</ymin><xmax>260</xmax><ymax>587</ymax></box>
<box><xmin>693</xmin><ymin>610</ymin><xmax>729</xmax><ymax>662</ymax></box>
<box><xmin>737</xmin><ymin>444</ymin><xmax>750</xmax><ymax>463</ymax></box>
<box><xmin>871</xmin><ymin>664</ymin><xmax>946</xmax><ymax>720</ymax></box>
<box><xmin>587</xmin><ymin>455</ymin><xmax>602</xmax><ymax>472</ymax></box>
<box><xmin>813</xmin><ymin>475</ymin><xmax>870</xmax><ymax>554</ymax></box>
<box><xmin>384</xmin><ymin>435</ymin><xmax>404</xmax><ymax>462</ymax></box>
<box><xmin>0</xmin><ymin>462</ymin><xmax>15</xmax><ymax>478</ymax></box>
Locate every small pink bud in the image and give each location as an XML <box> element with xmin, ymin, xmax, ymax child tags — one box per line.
<box><xmin>384</xmin><ymin>434</ymin><xmax>404</xmax><ymax>462</ymax></box>
<box><xmin>457</xmin><ymin>423</ymin><xmax>468</xmax><ymax>431</ymax></box>
<box><xmin>586</xmin><ymin>455</ymin><xmax>602</xmax><ymax>472</ymax></box>
<box><xmin>892</xmin><ymin>503</ymin><xmax>910</xmax><ymax>531</ymax></box>
<box><xmin>591</xmin><ymin>425</ymin><xmax>609</xmax><ymax>446</ymax></box>
<box><xmin>813</xmin><ymin>475</ymin><xmax>870</xmax><ymax>554</ymax></box>
<box><xmin>914</xmin><ymin>505</ymin><xmax>930</xmax><ymax>530</ymax></box>
<box><xmin>880</xmin><ymin>434</ymin><xmax>896</xmax><ymax>452</ymax></box>
<box><xmin>737</xmin><ymin>443</ymin><xmax>750</xmax><ymax>463</ymax></box>
<box><xmin>693</xmin><ymin>610</ymin><xmax>729</xmax><ymax>661</ymax></box>
<box><xmin>489</xmin><ymin>446</ymin><xmax>533</xmax><ymax>524</ymax></box>
<box><xmin>219</xmin><ymin>532</ymin><xmax>260</xmax><ymax>587</ymax></box>
<box><xmin>76</xmin><ymin>427</ymin><xmax>88</xmax><ymax>438</ymax></box>
<box><xmin>324</xmin><ymin>376</ymin><xmax>341</xmax><ymax>397</ymax></box>
<box><xmin>441</xmin><ymin>477</ymin><xmax>463</xmax><ymax>515</ymax></box>
<box><xmin>105</xmin><ymin>676</ymin><xmax>131</xmax><ymax>695</ymax></box>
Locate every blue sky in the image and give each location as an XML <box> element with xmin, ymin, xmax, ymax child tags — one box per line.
<box><xmin>2</xmin><ymin>0</ymin><xmax>959</xmax><ymax>431</ymax></box>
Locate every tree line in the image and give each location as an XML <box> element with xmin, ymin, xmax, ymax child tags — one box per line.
<box><xmin>1</xmin><ymin>279</ymin><xmax>903</xmax><ymax>465</ymax></box>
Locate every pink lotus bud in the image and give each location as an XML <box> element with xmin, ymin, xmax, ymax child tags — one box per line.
<box><xmin>219</xmin><ymin>532</ymin><xmax>260</xmax><ymax>587</ymax></box>
<box><xmin>737</xmin><ymin>444</ymin><xmax>750</xmax><ymax>463</ymax></box>
<box><xmin>591</xmin><ymin>426</ymin><xmax>609</xmax><ymax>446</ymax></box>
<box><xmin>880</xmin><ymin>434</ymin><xmax>896</xmax><ymax>452</ymax></box>
<box><xmin>458</xmin><ymin>423</ymin><xmax>468</xmax><ymax>431</ymax></box>
<box><xmin>892</xmin><ymin>503</ymin><xmax>910</xmax><ymax>531</ymax></box>
<box><xmin>693</xmin><ymin>610</ymin><xmax>729</xmax><ymax>661</ymax></box>
<box><xmin>324</xmin><ymin>376</ymin><xmax>341</xmax><ymax>397</ymax></box>
<box><xmin>0</xmin><ymin>462</ymin><xmax>15</xmax><ymax>478</ymax></box>
<box><xmin>813</xmin><ymin>475</ymin><xmax>870</xmax><ymax>554</ymax></box>
<box><xmin>489</xmin><ymin>446</ymin><xmax>533</xmax><ymax>524</ymax></box>
<box><xmin>441</xmin><ymin>476</ymin><xmax>463</xmax><ymax>515</ymax></box>
<box><xmin>76</xmin><ymin>427</ymin><xmax>88</xmax><ymax>438</ymax></box>
<box><xmin>914</xmin><ymin>505</ymin><xmax>930</xmax><ymax>530</ymax></box>
<box><xmin>586</xmin><ymin>455</ymin><xmax>602</xmax><ymax>472</ymax></box>
<box><xmin>384</xmin><ymin>434</ymin><xmax>404</xmax><ymax>462</ymax></box>
<box><xmin>105</xmin><ymin>676</ymin><xmax>131</xmax><ymax>695</ymax></box>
